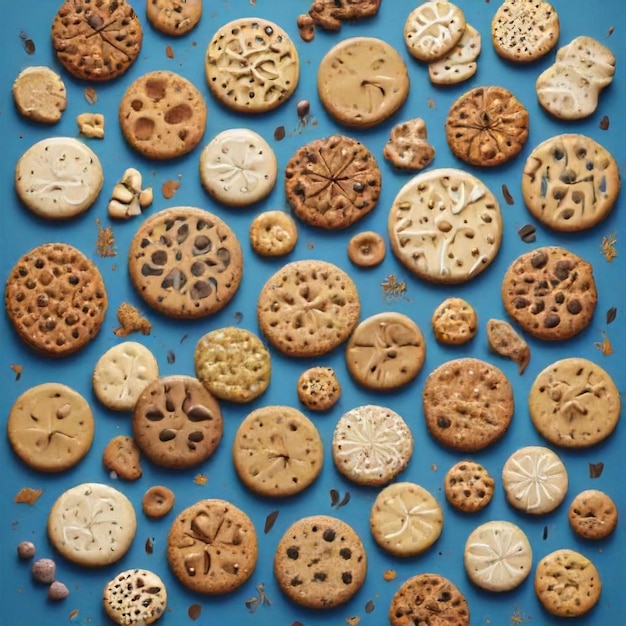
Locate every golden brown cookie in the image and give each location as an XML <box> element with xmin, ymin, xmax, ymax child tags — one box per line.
<box><xmin>347</xmin><ymin>231</ymin><xmax>386</xmax><ymax>267</ymax></box>
<box><xmin>487</xmin><ymin>318</ymin><xmax>530</xmax><ymax>374</ymax></box>
<box><xmin>142</xmin><ymin>485</ymin><xmax>175</xmax><ymax>519</ymax></box>
<box><xmin>431</xmin><ymin>297</ymin><xmax>478</xmax><ymax>345</ymax></box>
<box><xmin>306</xmin><ymin>0</ymin><xmax>381</xmax><ymax>31</ymax></box>
<box><xmin>383</xmin><ymin>118</ymin><xmax>435</xmax><ymax>171</ymax></box>
<box><xmin>249</xmin><ymin>211</ymin><xmax>298</xmax><ymax>257</ymax></box>
<box><xmin>12</xmin><ymin>66</ymin><xmax>67</xmax><ymax>124</ymax></box>
<box><xmin>146</xmin><ymin>0</ymin><xmax>202</xmax><ymax>36</ymax></box>
<box><xmin>103</xmin><ymin>435</ymin><xmax>142</xmax><ymax>481</ymax></box>
<box><xmin>568</xmin><ymin>490</ymin><xmax>618</xmax><ymax>540</ymax></box>
<box><xmin>444</xmin><ymin>460</ymin><xmax>495</xmax><ymax>513</ymax></box>
<box><xmin>104</xmin><ymin>569</ymin><xmax>167</xmax><ymax>625</ymax></box>
<box><xmin>296</xmin><ymin>366</ymin><xmax>341</xmax><ymax>412</ymax></box>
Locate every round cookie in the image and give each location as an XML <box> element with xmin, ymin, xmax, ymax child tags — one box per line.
<box><xmin>48</xmin><ymin>483</ymin><xmax>137</xmax><ymax>567</ymax></box>
<box><xmin>422</xmin><ymin>358</ymin><xmax>514</xmax><ymax>452</ymax></box>
<box><xmin>12</xmin><ymin>66</ymin><xmax>67</xmax><ymax>124</ymax></box>
<box><xmin>119</xmin><ymin>71</ymin><xmax>207</xmax><ymax>160</ymax></box>
<box><xmin>296</xmin><ymin>366</ymin><xmax>341</xmax><ymax>412</ymax></box>
<box><xmin>5</xmin><ymin>243</ymin><xmax>107</xmax><ymax>357</ymax></box>
<box><xmin>142</xmin><ymin>485</ymin><xmax>175</xmax><ymax>519</ymax></box>
<box><xmin>103</xmin><ymin>435</ymin><xmax>142</xmax><ymax>481</ymax></box>
<box><xmin>431</xmin><ymin>297</ymin><xmax>478</xmax><ymax>345</ymax></box>
<box><xmin>388</xmin><ymin>168</ymin><xmax>503</xmax><ymax>284</ymax></box>
<box><xmin>347</xmin><ymin>231</ymin><xmax>386</xmax><ymax>267</ymax></box>
<box><xmin>249</xmin><ymin>211</ymin><xmax>298</xmax><ymax>257</ymax></box>
<box><xmin>274</xmin><ymin>515</ymin><xmax>367</xmax><ymax>609</ymax></box>
<box><xmin>501</xmin><ymin>246</ymin><xmax>597</xmax><ymax>341</ymax></box>
<box><xmin>232</xmin><ymin>406</ymin><xmax>323</xmax><ymax>497</ymax></box>
<box><xmin>146</xmin><ymin>0</ymin><xmax>202</xmax><ymax>36</ymax></box>
<box><xmin>487</xmin><ymin>318</ymin><xmax>531</xmax><ymax>374</ymax></box>
<box><xmin>345</xmin><ymin>312</ymin><xmax>426</xmax><ymax>390</ymax></box>
<box><xmin>429</xmin><ymin>23</ymin><xmax>481</xmax><ymax>85</ymax></box>
<box><xmin>128</xmin><ymin>207</ymin><xmax>243</xmax><ymax>319</ymax></box>
<box><xmin>444</xmin><ymin>460</ymin><xmax>495</xmax><ymax>513</ymax></box>
<box><xmin>568</xmin><ymin>490</ymin><xmax>618</xmax><ymax>540</ymax></box>
<box><xmin>104</xmin><ymin>569</ymin><xmax>167</xmax><ymax>625</ymax></box>
<box><xmin>8</xmin><ymin>383</ymin><xmax>94</xmax><ymax>472</ymax></box>
<box><xmin>167</xmin><ymin>499</ymin><xmax>257</xmax><ymax>594</ymax></box>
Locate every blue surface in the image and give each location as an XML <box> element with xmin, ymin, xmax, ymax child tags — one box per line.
<box><xmin>1</xmin><ymin>1</ymin><xmax>624</xmax><ymax>625</ymax></box>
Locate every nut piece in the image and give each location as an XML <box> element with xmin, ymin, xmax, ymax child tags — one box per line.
<box><xmin>77</xmin><ymin>112</ymin><xmax>104</xmax><ymax>138</ymax></box>
<box><xmin>108</xmin><ymin>168</ymin><xmax>153</xmax><ymax>220</ymax></box>
<box><xmin>48</xmin><ymin>581</ymin><xmax>70</xmax><ymax>601</ymax></box>
<box><xmin>32</xmin><ymin>558</ymin><xmax>56</xmax><ymax>584</ymax></box>
<box><xmin>17</xmin><ymin>541</ymin><xmax>36</xmax><ymax>559</ymax></box>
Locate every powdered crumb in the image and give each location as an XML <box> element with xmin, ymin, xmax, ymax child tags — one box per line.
<box><xmin>114</xmin><ymin>302</ymin><xmax>152</xmax><ymax>337</ymax></box>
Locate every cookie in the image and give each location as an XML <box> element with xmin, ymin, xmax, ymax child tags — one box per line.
<box><xmin>133</xmin><ymin>375</ymin><xmax>223</xmax><ymax>469</ymax></box>
<box><xmin>444</xmin><ymin>460</ymin><xmax>495</xmax><ymax>513</ymax></box>
<box><xmin>205</xmin><ymin>17</ymin><xmax>299</xmax><ymax>113</ymax></box>
<box><xmin>317</xmin><ymin>37</ymin><xmax>409</xmax><ymax>128</ymax></box>
<box><xmin>332</xmin><ymin>405</ymin><xmax>413</xmax><ymax>486</ymax></box>
<box><xmin>48</xmin><ymin>483</ymin><xmax>137</xmax><ymax>567</ymax></box>
<box><xmin>167</xmin><ymin>499</ymin><xmax>258</xmax><ymax>594</ymax></box>
<box><xmin>142</xmin><ymin>485</ymin><xmax>175</xmax><ymax>519</ymax></box>
<box><xmin>422</xmin><ymin>358</ymin><xmax>514</xmax><ymax>452</ymax></box>
<box><xmin>521</xmin><ymin>134</ymin><xmax>620</xmax><ymax>232</ymax></box>
<box><xmin>501</xmin><ymin>246</ymin><xmax>597</xmax><ymax>341</ymax></box>
<box><xmin>5</xmin><ymin>243</ymin><xmax>107</xmax><ymax>356</ymax></box>
<box><xmin>257</xmin><ymin>259</ymin><xmax>360</xmax><ymax>357</ymax></box>
<box><xmin>568</xmin><ymin>490</ymin><xmax>618</xmax><ymax>540</ymax></box>
<box><xmin>249</xmin><ymin>211</ymin><xmax>298</xmax><ymax>257</ymax></box>
<box><xmin>15</xmin><ymin>137</ymin><xmax>103</xmax><ymax>220</ymax></box>
<box><xmin>389</xmin><ymin>168</ymin><xmax>503</xmax><ymax>284</ymax></box>
<box><xmin>431</xmin><ymin>297</ymin><xmax>478</xmax><ymax>345</ymax></box>
<box><xmin>274</xmin><ymin>515</ymin><xmax>367</xmax><ymax>609</ymax></box>
<box><xmin>103</xmin><ymin>435</ymin><xmax>142</xmax><ymax>481</ymax></box>
<box><xmin>146</xmin><ymin>0</ymin><xmax>202</xmax><ymax>36</ymax></box>
<box><xmin>429</xmin><ymin>23</ymin><xmax>481</xmax><ymax>85</ymax></box>
<box><xmin>383</xmin><ymin>118</ymin><xmax>435</xmax><ymax>171</ymax></box>
<box><xmin>296</xmin><ymin>366</ymin><xmax>341</xmax><ymax>412</ymax></box>
<box><xmin>487</xmin><ymin>318</ymin><xmax>530</xmax><ymax>374</ymax></box>
<box><xmin>8</xmin><ymin>383</ymin><xmax>94</xmax><ymax>472</ymax></box>
<box><xmin>345</xmin><ymin>312</ymin><xmax>426</xmax><ymax>390</ymax></box>
<box><xmin>528</xmin><ymin>357</ymin><xmax>620</xmax><ymax>448</ymax></box>
<box><xmin>307</xmin><ymin>0</ymin><xmax>381</xmax><ymax>31</ymax></box>
<box><xmin>77</xmin><ymin>113</ymin><xmax>105</xmax><ymax>139</ymax></box>
<box><xmin>128</xmin><ymin>207</ymin><xmax>243</xmax><ymax>319</ymax></box>
<box><xmin>52</xmin><ymin>0</ymin><xmax>142</xmax><ymax>81</ymax></box>
<box><xmin>347</xmin><ymin>231</ymin><xmax>386</xmax><ymax>267</ymax></box>
<box><xmin>284</xmin><ymin>135</ymin><xmax>381</xmax><ymax>230</ymax></box>
<box><xmin>104</xmin><ymin>569</ymin><xmax>167</xmax><ymax>625</ymax></box>
<box><xmin>12</xmin><ymin>66</ymin><xmax>67</xmax><ymax>124</ymax></box>
<box><xmin>232</xmin><ymin>406</ymin><xmax>323</xmax><ymax>497</ymax></box>
<box><xmin>502</xmin><ymin>445</ymin><xmax>568</xmax><ymax>514</ymax></box>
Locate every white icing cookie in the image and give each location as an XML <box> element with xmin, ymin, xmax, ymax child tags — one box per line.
<box><xmin>429</xmin><ymin>23</ymin><xmax>481</xmax><ymax>85</ymax></box>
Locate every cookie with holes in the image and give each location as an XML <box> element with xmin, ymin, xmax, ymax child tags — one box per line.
<box><xmin>104</xmin><ymin>568</ymin><xmax>167</xmax><ymax>625</ymax></box>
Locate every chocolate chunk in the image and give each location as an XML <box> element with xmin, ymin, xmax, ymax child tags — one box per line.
<box><xmin>567</xmin><ymin>299</ymin><xmax>582</xmax><ymax>314</ymax></box>
<box><xmin>513</xmin><ymin>296</ymin><xmax>529</xmax><ymax>309</ymax></box>
<box><xmin>544</xmin><ymin>313</ymin><xmax>560</xmax><ymax>328</ymax></box>
<box><xmin>287</xmin><ymin>547</ymin><xmax>299</xmax><ymax>559</ymax></box>
<box><xmin>554</xmin><ymin>292</ymin><xmax>565</xmax><ymax>304</ymax></box>
<box><xmin>554</xmin><ymin>260</ymin><xmax>572</xmax><ymax>281</ymax></box>
<box><xmin>437</xmin><ymin>416</ymin><xmax>451</xmax><ymax>429</ymax></box>
<box><xmin>531</xmin><ymin>250</ymin><xmax>548</xmax><ymax>268</ymax></box>
<box><xmin>323</xmin><ymin>529</ymin><xmax>336</xmax><ymax>542</ymax></box>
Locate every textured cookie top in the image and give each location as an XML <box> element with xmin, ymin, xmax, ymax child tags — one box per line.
<box><xmin>308</xmin><ymin>0</ymin><xmax>381</xmax><ymax>31</ymax></box>
<box><xmin>429</xmin><ymin>23</ymin><xmax>481</xmax><ymax>85</ymax></box>
<box><xmin>12</xmin><ymin>66</ymin><xmax>67</xmax><ymax>124</ymax></box>
<box><xmin>146</xmin><ymin>0</ymin><xmax>202</xmax><ymax>36</ymax></box>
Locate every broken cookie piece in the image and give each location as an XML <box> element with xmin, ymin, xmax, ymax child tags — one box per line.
<box><xmin>108</xmin><ymin>168</ymin><xmax>153</xmax><ymax>220</ymax></box>
<box><xmin>487</xmin><ymin>318</ymin><xmax>530</xmax><ymax>374</ymax></box>
<box><xmin>77</xmin><ymin>112</ymin><xmax>104</xmax><ymax>138</ymax></box>
<box><xmin>383</xmin><ymin>118</ymin><xmax>435</xmax><ymax>171</ymax></box>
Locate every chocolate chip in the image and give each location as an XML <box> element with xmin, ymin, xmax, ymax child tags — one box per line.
<box><xmin>501</xmin><ymin>184</ymin><xmax>514</xmax><ymax>205</ymax></box>
<box><xmin>544</xmin><ymin>313</ymin><xmax>560</xmax><ymax>328</ymax></box>
<box><xmin>273</xmin><ymin>126</ymin><xmax>285</xmax><ymax>141</ymax></box>
<box><xmin>159</xmin><ymin>428</ymin><xmax>177</xmax><ymax>442</ymax></box>
<box><xmin>313</xmin><ymin>572</ymin><xmax>327</xmax><ymax>581</ymax></box>
<box><xmin>606</xmin><ymin>307</ymin><xmax>617</xmax><ymax>324</ymax></box>
<box><xmin>531</xmin><ymin>251</ymin><xmax>548</xmax><ymax>268</ymax></box>
<box><xmin>297</xmin><ymin>100</ymin><xmax>310</xmax><ymax>118</ymax></box>
<box><xmin>340</xmin><ymin>548</ymin><xmax>352</xmax><ymax>559</ymax></box>
<box><xmin>513</xmin><ymin>296</ymin><xmax>529</xmax><ymax>309</ymax></box>
<box><xmin>555</xmin><ymin>292</ymin><xmax>565</xmax><ymax>304</ymax></box>
<box><xmin>531</xmin><ymin>300</ymin><xmax>545</xmax><ymax>314</ymax></box>
<box><xmin>518</xmin><ymin>224</ymin><xmax>536</xmax><ymax>243</ymax></box>
<box><xmin>188</xmin><ymin>431</ymin><xmax>204</xmax><ymax>443</ymax></box>
<box><xmin>600</xmin><ymin>115</ymin><xmax>610</xmax><ymax>130</ymax></box>
<box><xmin>323</xmin><ymin>528</ymin><xmax>336</xmax><ymax>542</ymax></box>
<box><xmin>341</xmin><ymin>572</ymin><xmax>353</xmax><ymax>584</ymax></box>
<box><xmin>437</xmin><ymin>416</ymin><xmax>451</xmax><ymax>429</ymax></box>
<box><xmin>287</xmin><ymin>547</ymin><xmax>299</xmax><ymax>559</ymax></box>
<box><xmin>567</xmin><ymin>299</ymin><xmax>582</xmax><ymax>314</ymax></box>
<box><xmin>554</xmin><ymin>260</ymin><xmax>572</xmax><ymax>281</ymax></box>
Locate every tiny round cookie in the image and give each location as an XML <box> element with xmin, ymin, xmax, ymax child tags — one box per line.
<box><xmin>249</xmin><ymin>211</ymin><xmax>298</xmax><ymax>257</ymax></box>
<box><xmin>5</xmin><ymin>243</ymin><xmax>107</xmax><ymax>356</ymax></box>
<box><xmin>501</xmin><ymin>246</ymin><xmax>597</xmax><ymax>341</ymax></box>
<box><xmin>529</xmin><ymin>357</ymin><xmax>620</xmax><ymax>448</ymax></box>
<box><xmin>568</xmin><ymin>490</ymin><xmax>618</xmax><ymax>540</ymax></box>
<box><xmin>8</xmin><ymin>383</ymin><xmax>94</xmax><ymax>472</ymax></box>
<box><xmin>432</xmin><ymin>297</ymin><xmax>478</xmax><ymax>345</ymax></box>
<box><xmin>383</xmin><ymin>118</ymin><xmax>435</xmax><ymax>171</ymax></box>
<box><xmin>12</xmin><ymin>66</ymin><xmax>67</xmax><ymax>124</ymax></box>
<box><xmin>464</xmin><ymin>520</ymin><xmax>532</xmax><ymax>592</ymax></box>
<box><xmin>370</xmin><ymin>482</ymin><xmax>443</xmax><ymax>557</ymax></box>
<box><xmin>274</xmin><ymin>515</ymin><xmax>367</xmax><ymax>609</ymax></box>
<box><xmin>297</xmin><ymin>366</ymin><xmax>341</xmax><ymax>412</ymax></box>
<box><xmin>167</xmin><ymin>499</ymin><xmax>258</xmax><ymax>594</ymax></box>
<box><xmin>345</xmin><ymin>312</ymin><xmax>426</xmax><ymax>391</ymax></box>
<box><xmin>103</xmin><ymin>435</ymin><xmax>142</xmax><ymax>481</ymax></box>
<box><xmin>429</xmin><ymin>23</ymin><xmax>481</xmax><ymax>85</ymax></box>
<box><xmin>232</xmin><ymin>406</ymin><xmax>323</xmax><ymax>497</ymax></box>
<box><xmin>206</xmin><ymin>17</ymin><xmax>299</xmax><ymax>113</ymax></box>
<box><xmin>333</xmin><ymin>405</ymin><xmax>413</xmax><ymax>486</ymax></box>
<box><xmin>347</xmin><ymin>231</ymin><xmax>386</xmax><ymax>268</ymax></box>
<box><xmin>535</xmin><ymin>549</ymin><xmax>602</xmax><ymax>617</ymax></box>
<box><xmin>104</xmin><ymin>569</ymin><xmax>167</xmax><ymax>625</ymax></box>
<box><xmin>48</xmin><ymin>482</ymin><xmax>137</xmax><ymax>567</ymax></box>
<box><xmin>285</xmin><ymin>135</ymin><xmax>381</xmax><ymax>230</ymax></box>
<box><xmin>502</xmin><ymin>445</ymin><xmax>568</xmax><ymax>514</ymax></box>
<box><xmin>142</xmin><ymin>485</ymin><xmax>175</xmax><ymax>519</ymax></box>
<box><xmin>317</xmin><ymin>37</ymin><xmax>409</xmax><ymax>128</ymax></box>
<box><xmin>52</xmin><ymin>0</ymin><xmax>142</xmax><ymax>81</ymax></box>
<box><xmin>444</xmin><ymin>460</ymin><xmax>495</xmax><ymax>513</ymax></box>
<box><xmin>128</xmin><ymin>207</ymin><xmax>243</xmax><ymax>318</ymax></box>
<box><xmin>146</xmin><ymin>0</ymin><xmax>202</xmax><ymax>36</ymax></box>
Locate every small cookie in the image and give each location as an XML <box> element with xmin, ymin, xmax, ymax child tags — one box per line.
<box><xmin>296</xmin><ymin>366</ymin><xmax>341</xmax><ymax>412</ymax></box>
<box><xmin>429</xmin><ymin>23</ymin><xmax>481</xmax><ymax>85</ymax></box>
<box><xmin>103</xmin><ymin>435</ymin><xmax>142</xmax><ymax>481</ymax></box>
<box><xmin>432</xmin><ymin>297</ymin><xmax>478</xmax><ymax>345</ymax></box>
<box><xmin>444</xmin><ymin>460</ymin><xmax>495</xmax><ymax>513</ymax></box>
<box><xmin>77</xmin><ymin>113</ymin><xmax>105</xmax><ymax>139</ymax></box>
<box><xmin>146</xmin><ymin>0</ymin><xmax>202</xmax><ymax>36</ymax></box>
<box><xmin>383</xmin><ymin>118</ymin><xmax>435</xmax><ymax>171</ymax></box>
<box><xmin>249</xmin><ymin>211</ymin><xmax>298</xmax><ymax>257</ymax></box>
<box><xmin>345</xmin><ymin>312</ymin><xmax>426</xmax><ymax>391</ymax></box>
<box><xmin>12</xmin><ymin>66</ymin><xmax>67</xmax><ymax>124</ymax></box>
<box><xmin>104</xmin><ymin>569</ymin><xmax>167</xmax><ymax>625</ymax></box>
<box><xmin>232</xmin><ymin>406</ymin><xmax>323</xmax><ymax>497</ymax></box>
<box><xmin>307</xmin><ymin>0</ymin><xmax>381</xmax><ymax>31</ymax></box>
<box><xmin>502</xmin><ymin>445</ymin><xmax>568</xmax><ymax>514</ymax></box>
<box><xmin>487</xmin><ymin>318</ymin><xmax>530</xmax><ymax>374</ymax></box>
<box><xmin>167</xmin><ymin>499</ymin><xmax>258</xmax><ymax>594</ymax></box>
<box><xmin>332</xmin><ymin>405</ymin><xmax>413</xmax><ymax>486</ymax></box>
<box><xmin>347</xmin><ymin>231</ymin><xmax>386</xmax><ymax>267</ymax></box>
<box><xmin>142</xmin><ymin>485</ymin><xmax>175</xmax><ymax>519</ymax></box>
<box><xmin>274</xmin><ymin>515</ymin><xmax>367</xmax><ymax>609</ymax></box>
<box><xmin>568</xmin><ymin>490</ymin><xmax>618</xmax><ymax>540</ymax></box>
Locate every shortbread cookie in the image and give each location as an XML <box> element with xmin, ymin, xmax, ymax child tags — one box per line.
<box><xmin>296</xmin><ymin>367</ymin><xmax>341</xmax><ymax>411</ymax></box>
<box><xmin>128</xmin><ymin>207</ymin><xmax>243</xmax><ymax>318</ymax></box>
<box><xmin>133</xmin><ymin>375</ymin><xmax>223</xmax><ymax>469</ymax></box>
<box><xmin>370</xmin><ymin>482</ymin><xmax>443</xmax><ymax>557</ymax></box>
<box><xmin>274</xmin><ymin>515</ymin><xmax>367</xmax><ymax>609</ymax></box>
<box><xmin>307</xmin><ymin>0</ymin><xmax>381</xmax><ymax>31</ymax></box>
<box><xmin>446</xmin><ymin>86</ymin><xmax>529</xmax><ymax>167</ymax></box>
<box><xmin>383</xmin><ymin>118</ymin><xmax>435</xmax><ymax>171</ymax></box>
<box><xmin>167</xmin><ymin>499</ymin><xmax>257</xmax><ymax>594</ymax></box>
<box><xmin>444</xmin><ymin>460</ymin><xmax>495</xmax><ymax>513</ymax></box>
<box><xmin>388</xmin><ymin>168</ymin><xmax>503</xmax><ymax>284</ymax></box>
<box><xmin>487</xmin><ymin>318</ymin><xmax>530</xmax><ymax>374</ymax></box>
<box><xmin>502</xmin><ymin>445</ymin><xmax>568</xmax><ymax>514</ymax></box>
<box><xmin>146</xmin><ymin>0</ymin><xmax>202</xmax><ymax>36</ymax></box>
<box><xmin>142</xmin><ymin>485</ymin><xmax>175</xmax><ymax>519</ymax></box>
<box><xmin>431</xmin><ymin>297</ymin><xmax>478</xmax><ymax>345</ymax></box>
<box><xmin>568</xmin><ymin>490</ymin><xmax>618</xmax><ymax>540</ymax></box>
<box><xmin>521</xmin><ymin>134</ymin><xmax>620</xmax><ymax>232</ymax></box>
<box><xmin>429</xmin><ymin>23</ymin><xmax>481</xmax><ymax>85</ymax></box>
<box><xmin>48</xmin><ymin>483</ymin><xmax>137</xmax><ymax>567</ymax></box>
<box><xmin>535</xmin><ymin>549</ymin><xmax>601</xmax><ymax>617</ymax></box>
<box><xmin>333</xmin><ymin>405</ymin><xmax>413</xmax><ymax>486</ymax></box>
<box><xmin>12</xmin><ymin>66</ymin><xmax>66</xmax><ymax>124</ymax></box>
<box><xmin>347</xmin><ymin>231</ymin><xmax>386</xmax><ymax>267</ymax></box>
<box><xmin>119</xmin><ymin>71</ymin><xmax>206</xmax><ymax>159</ymax></box>
<box><xmin>345</xmin><ymin>312</ymin><xmax>426</xmax><ymax>390</ymax></box>
<box><xmin>501</xmin><ymin>246</ymin><xmax>597</xmax><ymax>340</ymax></box>
<box><xmin>423</xmin><ymin>358</ymin><xmax>514</xmax><ymax>452</ymax></box>
<box><xmin>5</xmin><ymin>243</ymin><xmax>107</xmax><ymax>356</ymax></box>
<box><xmin>104</xmin><ymin>569</ymin><xmax>167</xmax><ymax>625</ymax></box>
<box><xmin>464</xmin><ymin>521</ymin><xmax>532</xmax><ymax>591</ymax></box>
<box><xmin>233</xmin><ymin>406</ymin><xmax>323</xmax><ymax>497</ymax></box>
<box><xmin>206</xmin><ymin>17</ymin><xmax>299</xmax><ymax>113</ymax></box>
<box><xmin>318</xmin><ymin>37</ymin><xmax>409</xmax><ymax>128</ymax></box>
<box><xmin>103</xmin><ymin>435</ymin><xmax>142</xmax><ymax>481</ymax></box>
<box><xmin>8</xmin><ymin>383</ymin><xmax>94</xmax><ymax>472</ymax></box>
<box><xmin>15</xmin><ymin>137</ymin><xmax>103</xmax><ymax>219</ymax></box>
<box><xmin>529</xmin><ymin>357</ymin><xmax>620</xmax><ymax>448</ymax></box>
<box><xmin>249</xmin><ymin>211</ymin><xmax>298</xmax><ymax>257</ymax></box>
<box><xmin>52</xmin><ymin>0</ymin><xmax>142</xmax><ymax>81</ymax></box>
<box><xmin>285</xmin><ymin>135</ymin><xmax>381</xmax><ymax>230</ymax></box>
<box><xmin>257</xmin><ymin>260</ymin><xmax>360</xmax><ymax>357</ymax></box>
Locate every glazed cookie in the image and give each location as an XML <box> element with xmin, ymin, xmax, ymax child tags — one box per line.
<box><xmin>232</xmin><ymin>406</ymin><xmax>323</xmax><ymax>497</ymax></box>
<box><xmin>103</xmin><ymin>435</ymin><xmax>142</xmax><ymax>481</ymax></box>
<box><xmin>12</xmin><ymin>66</ymin><xmax>67</xmax><ymax>124</ymax></box>
<box><xmin>444</xmin><ymin>460</ymin><xmax>495</xmax><ymax>513</ymax></box>
<box><xmin>487</xmin><ymin>318</ymin><xmax>530</xmax><ymax>374</ymax></box>
<box><xmin>284</xmin><ymin>135</ymin><xmax>381</xmax><ymax>230</ymax></box>
<box><xmin>306</xmin><ymin>0</ymin><xmax>381</xmax><ymax>31</ymax></box>
<box><xmin>347</xmin><ymin>231</ymin><xmax>386</xmax><ymax>267</ymax></box>
<box><xmin>431</xmin><ymin>297</ymin><xmax>478</xmax><ymax>345</ymax></box>
<box><xmin>383</xmin><ymin>118</ymin><xmax>435</xmax><ymax>171</ymax></box>
<box><xmin>389</xmin><ymin>169</ymin><xmax>503</xmax><ymax>284</ymax></box>
<box><xmin>146</xmin><ymin>0</ymin><xmax>202</xmax><ymax>36</ymax></box>
<box><xmin>206</xmin><ymin>17</ymin><xmax>299</xmax><ymax>113</ymax></box>
<box><xmin>274</xmin><ymin>515</ymin><xmax>367</xmax><ymax>609</ymax></box>
<box><xmin>249</xmin><ymin>211</ymin><xmax>298</xmax><ymax>257</ymax></box>
<box><xmin>5</xmin><ymin>243</ymin><xmax>107</xmax><ymax>356</ymax></box>
<box><xmin>568</xmin><ymin>490</ymin><xmax>618</xmax><ymax>540</ymax></box>
<box><xmin>142</xmin><ymin>485</ymin><xmax>175</xmax><ymax>519</ymax></box>
<box><xmin>8</xmin><ymin>383</ymin><xmax>94</xmax><ymax>472</ymax></box>
<box><xmin>429</xmin><ymin>23</ymin><xmax>481</xmax><ymax>85</ymax></box>
<box><xmin>104</xmin><ymin>569</ymin><xmax>167</xmax><ymax>625</ymax></box>
<box><xmin>133</xmin><ymin>375</ymin><xmax>223</xmax><ymax>469</ymax></box>
<box><xmin>297</xmin><ymin>367</ymin><xmax>341</xmax><ymax>412</ymax></box>
<box><xmin>332</xmin><ymin>405</ymin><xmax>413</xmax><ymax>486</ymax></box>
<box><xmin>167</xmin><ymin>499</ymin><xmax>258</xmax><ymax>594</ymax></box>
<box><xmin>128</xmin><ymin>207</ymin><xmax>243</xmax><ymax>319</ymax></box>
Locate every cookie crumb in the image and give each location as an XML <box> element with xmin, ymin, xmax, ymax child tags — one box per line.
<box><xmin>11</xmin><ymin>363</ymin><xmax>23</xmax><ymax>380</ymax></box>
<box><xmin>594</xmin><ymin>330</ymin><xmax>613</xmax><ymax>356</ymax></box>
<box><xmin>346</xmin><ymin>617</ymin><xmax>360</xmax><ymax>626</ymax></box>
<box><xmin>114</xmin><ymin>302</ymin><xmax>152</xmax><ymax>337</ymax></box>
<box><xmin>84</xmin><ymin>87</ymin><xmax>97</xmax><ymax>105</ymax></box>
<box><xmin>14</xmin><ymin>487</ymin><xmax>43</xmax><ymax>505</ymax></box>
<box><xmin>95</xmin><ymin>218</ymin><xmax>116</xmax><ymax>257</ymax></box>
<box><xmin>69</xmin><ymin>609</ymin><xmax>79</xmax><ymax>621</ymax></box>
<box><xmin>162</xmin><ymin>179</ymin><xmax>180</xmax><ymax>199</ymax></box>
<box><xmin>381</xmin><ymin>274</ymin><xmax>408</xmax><ymax>302</ymax></box>
<box><xmin>383</xmin><ymin>569</ymin><xmax>397</xmax><ymax>581</ymax></box>
<box><xmin>165</xmin><ymin>44</ymin><xmax>174</xmax><ymax>59</ymax></box>
<box><xmin>601</xmin><ymin>231</ymin><xmax>618</xmax><ymax>262</ymax></box>
<box><xmin>193</xmin><ymin>473</ymin><xmax>208</xmax><ymax>486</ymax></box>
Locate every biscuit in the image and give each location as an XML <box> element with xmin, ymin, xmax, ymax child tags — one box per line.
<box><xmin>104</xmin><ymin>569</ymin><xmax>167</xmax><ymax>625</ymax></box>
<box><xmin>431</xmin><ymin>297</ymin><xmax>478</xmax><ymax>345</ymax></box>
<box><xmin>487</xmin><ymin>318</ymin><xmax>530</xmax><ymax>374</ymax></box>
<box><xmin>383</xmin><ymin>118</ymin><xmax>435</xmax><ymax>171</ymax></box>
<box><xmin>249</xmin><ymin>211</ymin><xmax>298</xmax><ymax>257</ymax></box>
<box><xmin>444</xmin><ymin>460</ymin><xmax>495</xmax><ymax>513</ymax></box>
<box><xmin>77</xmin><ymin>113</ymin><xmax>105</xmax><ymax>139</ymax></box>
<box><xmin>347</xmin><ymin>231</ymin><xmax>386</xmax><ymax>267</ymax></box>
<box><xmin>306</xmin><ymin>0</ymin><xmax>381</xmax><ymax>31</ymax></box>
<box><xmin>142</xmin><ymin>485</ymin><xmax>175</xmax><ymax>519</ymax></box>
<box><xmin>146</xmin><ymin>0</ymin><xmax>202</xmax><ymax>36</ymax></box>
<box><xmin>429</xmin><ymin>23</ymin><xmax>481</xmax><ymax>85</ymax></box>
<box><xmin>296</xmin><ymin>366</ymin><xmax>341</xmax><ymax>412</ymax></box>
<box><xmin>12</xmin><ymin>66</ymin><xmax>66</xmax><ymax>124</ymax></box>
<box><xmin>103</xmin><ymin>435</ymin><xmax>142</xmax><ymax>481</ymax></box>
<box><xmin>568</xmin><ymin>490</ymin><xmax>618</xmax><ymax>540</ymax></box>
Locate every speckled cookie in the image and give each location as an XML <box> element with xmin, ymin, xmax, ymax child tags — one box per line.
<box><xmin>568</xmin><ymin>490</ymin><xmax>618</xmax><ymax>540</ymax></box>
<box><xmin>12</xmin><ymin>66</ymin><xmax>67</xmax><ymax>124</ymax></box>
<box><xmin>431</xmin><ymin>297</ymin><xmax>478</xmax><ymax>345</ymax></box>
<box><xmin>429</xmin><ymin>23</ymin><xmax>481</xmax><ymax>85</ymax></box>
<box><xmin>104</xmin><ymin>568</ymin><xmax>167</xmax><ymax>625</ymax></box>
<box><xmin>249</xmin><ymin>211</ymin><xmax>298</xmax><ymax>257</ymax></box>
<box><xmin>296</xmin><ymin>366</ymin><xmax>341</xmax><ymax>412</ymax></box>
<box><xmin>444</xmin><ymin>460</ymin><xmax>495</xmax><ymax>513</ymax></box>
<box><xmin>146</xmin><ymin>0</ymin><xmax>202</xmax><ymax>36</ymax></box>
<box><xmin>103</xmin><ymin>435</ymin><xmax>142</xmax><ymax>481</ymax></box>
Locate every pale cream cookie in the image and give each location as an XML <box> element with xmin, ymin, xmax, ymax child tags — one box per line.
<box><xmin>383</xmin><ymin>118</ymin><xmax>435</xmax><ymax>171</ymax></box>
<box><xmin>12</xmin><ymin>66</ymin><xmax>67</xmax><ymax>124</ymax></box>
<box><xmin>429</xmin><ymin>23</ymin><xmax>481</xmax><ymax>85</ymax></box>
<box><xmin>249</xmin><ymin>211</ymin><xmax>298</xmax><ymax>257</ymax></box>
